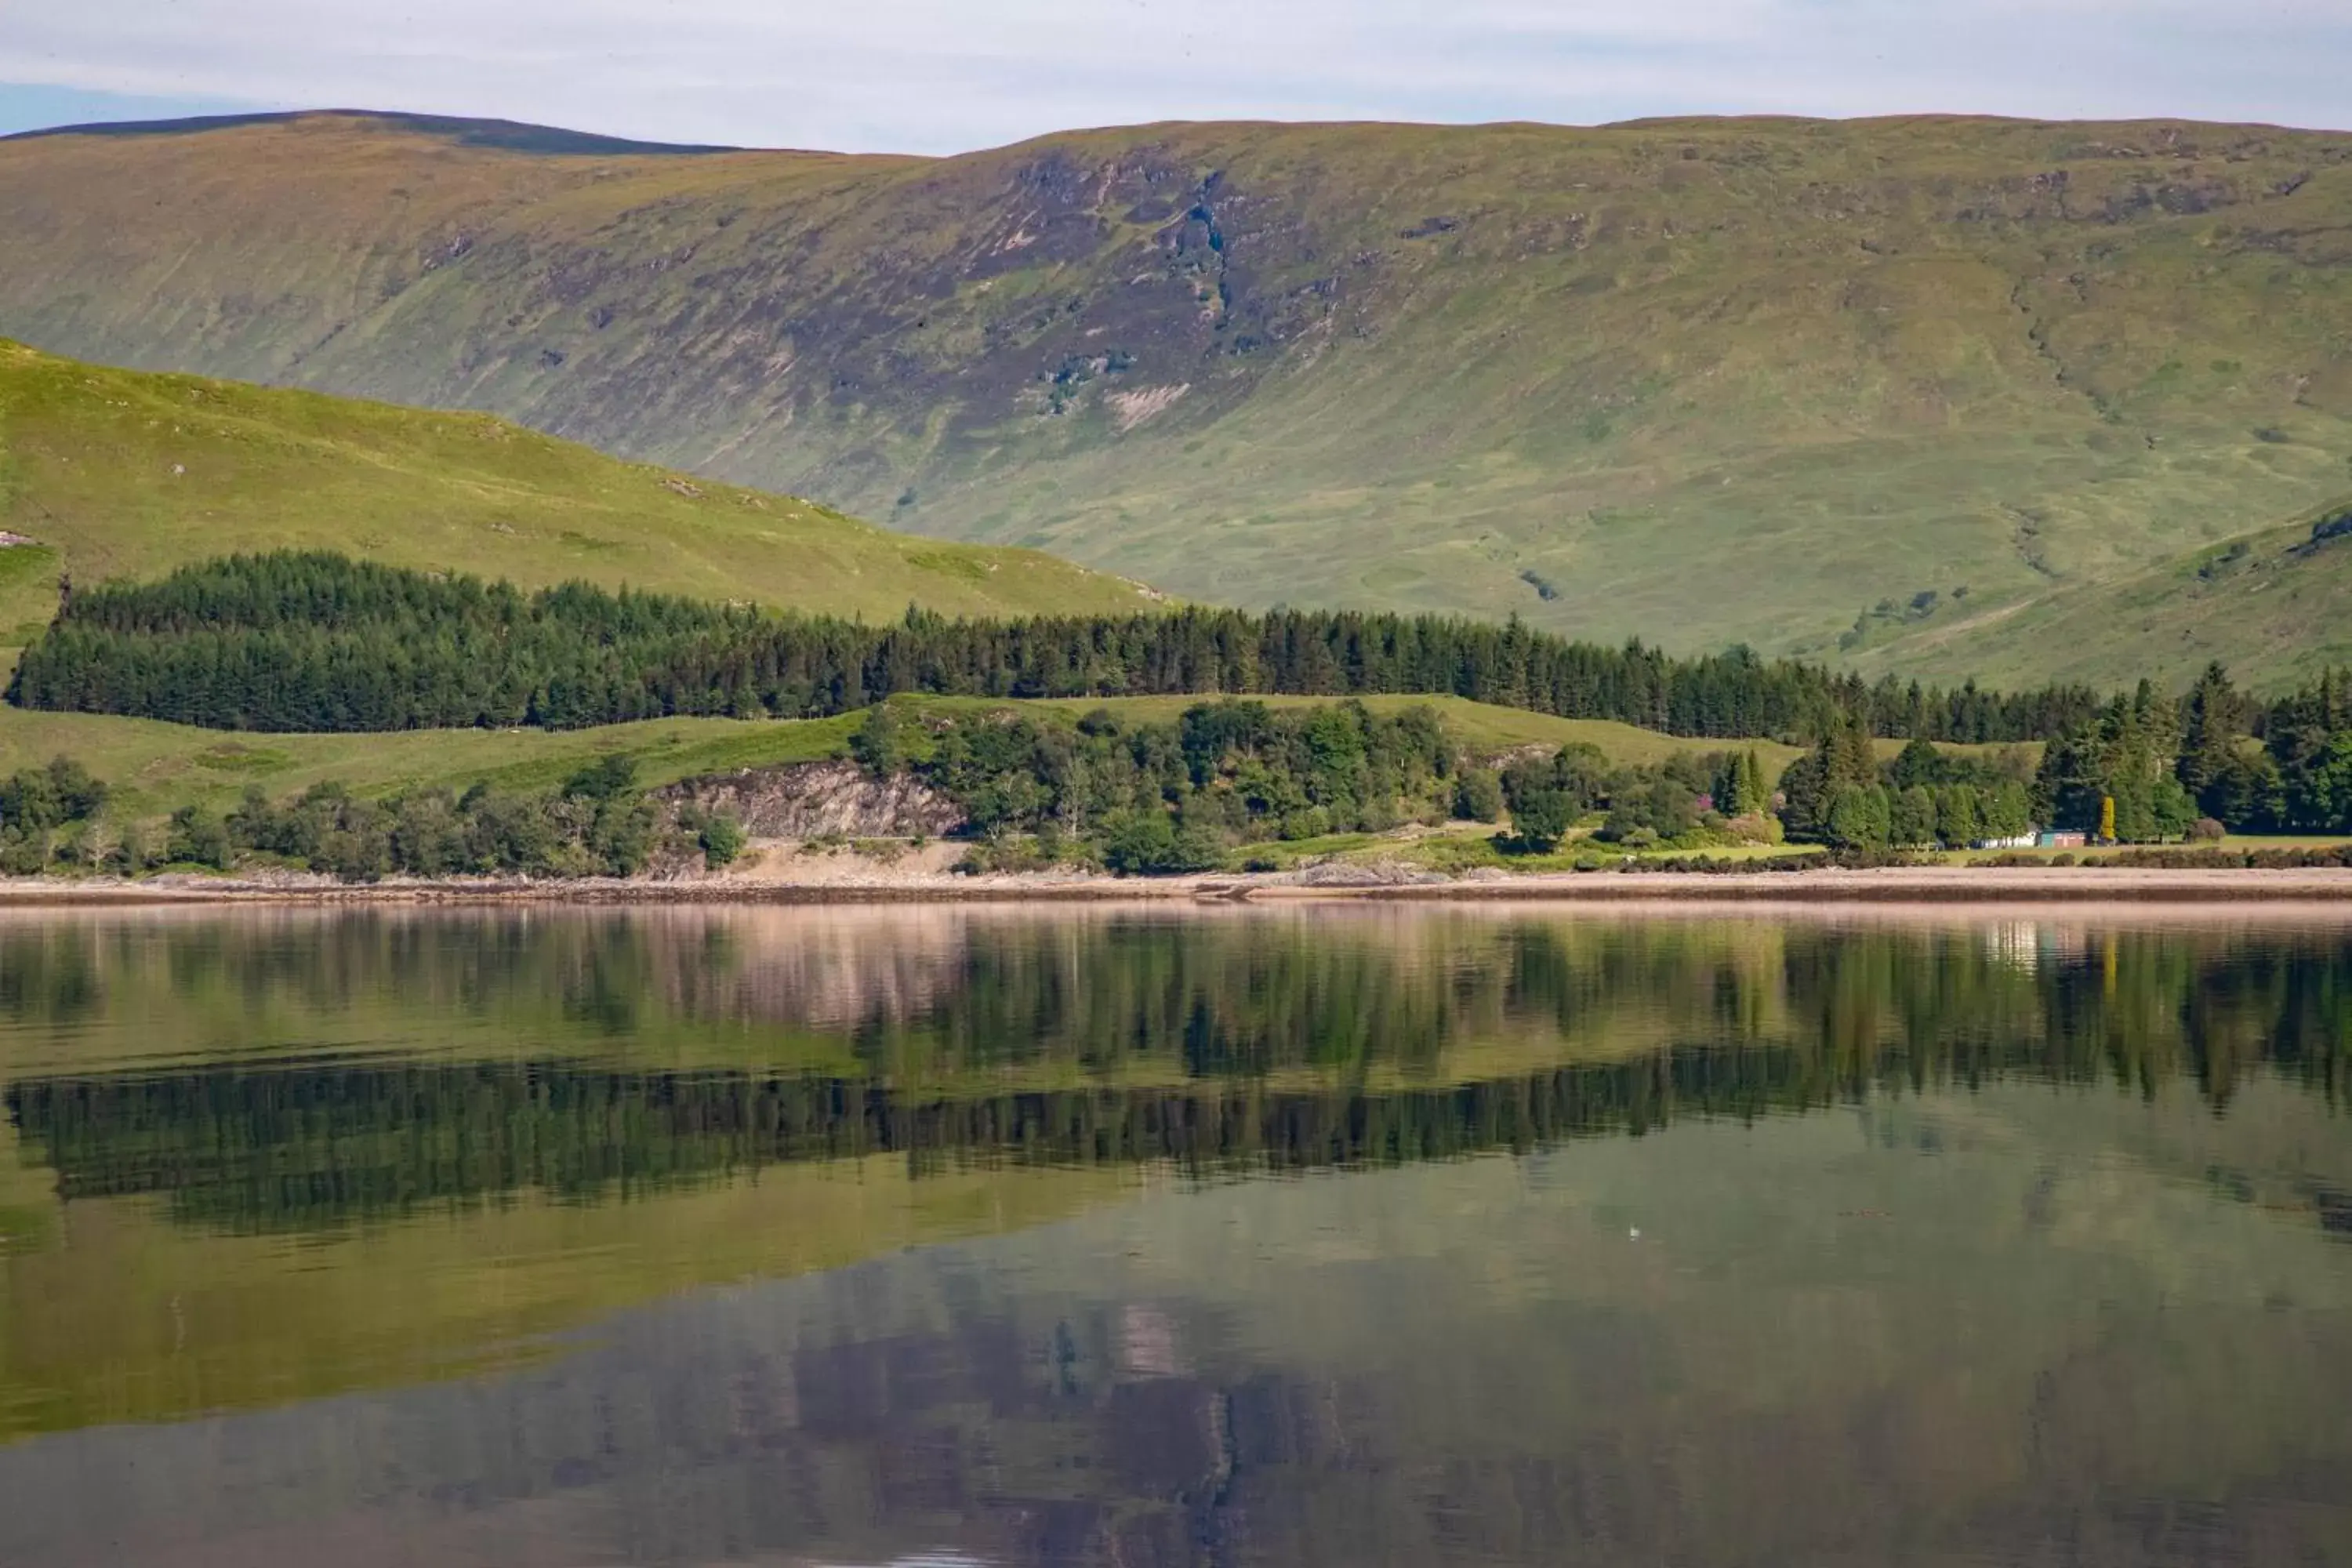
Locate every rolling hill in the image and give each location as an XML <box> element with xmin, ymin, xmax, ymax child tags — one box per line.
<box><xmin>1848</xmin><ymin>497</ymin><xmax>2352</xmax><ymax>691</ymax></box>
<box><xmin>0</xmin><ymin>338</ymin><xmax>1158</xmax><ymax>651</ymax></box>
<box><xmin>2</xmin><ymin>111</ymin><xmax>2350</xmax><ymax>687</ymax></box>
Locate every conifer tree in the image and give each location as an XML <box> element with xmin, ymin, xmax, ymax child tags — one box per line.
<box><xmin>1735</xmin><ymin>749</ymin><xmax>1769</xmax><ymax>816</ymax></box>
<box><xmin>2176</xmin><ymin>662</ymin><xmax>2245</xmax><ymax>812</ymax></box>
<box><xmin>1937</xmin><ymin>785</ymin><xmax>1984</xmax><ymax>848</ymax></box>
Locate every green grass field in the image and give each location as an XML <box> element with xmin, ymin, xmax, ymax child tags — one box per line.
<box><xmin>5</xmin><ymin>112</ymin><xmax>2351</xmax><ymax>688</ymax></box>
<box><xmin>0</xmin><ymin>339</ymin><xmax>1159</xmax><ymax>646</ymax></box>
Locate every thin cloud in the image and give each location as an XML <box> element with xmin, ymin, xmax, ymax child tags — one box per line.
<box><xmin>1</xmin><ymin>0</ymin><xmax>2343</xmax><ymax>153</ymax></box>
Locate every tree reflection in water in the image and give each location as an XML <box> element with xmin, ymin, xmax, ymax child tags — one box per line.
<box><xmin>0</xmin><ymin>908</ymin><xmax>2347</xmax><ymax>1567</ymax></box>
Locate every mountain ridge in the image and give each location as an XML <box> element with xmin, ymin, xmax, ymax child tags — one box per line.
<box><xmin>0</xmin><ymin>108</ymin><xmax>742</xmax><ymax>155</ymax></box>
<box><xmin>2</xmin><ymin>109</ymin><xmax>2349</xmax><ymax>686</ymax></box>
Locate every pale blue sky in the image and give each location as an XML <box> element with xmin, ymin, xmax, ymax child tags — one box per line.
<box><xmin>3</xmin><ymin>1</ymin><xmax>2345</xmax><ymax>153</ymax></box>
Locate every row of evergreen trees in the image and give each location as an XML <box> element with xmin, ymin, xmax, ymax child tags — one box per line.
<box><xmin>9</xmin><ymin>551</ymin><xmax>2106</xmax><ymax>742</ymax></box>
<box><xmin>1761</xmin><ymin>664</ymin><xmax>2352</xmax><ymax>844</ymax></box>
<box><xmin>2014</xmin><ymin>666</ymin><xmax>2352</xmax><ymax>840</ymax></box>
<box><xmin>2165</xmin><ymin>664</ymin><xmax>2352</xmax><ymax>833</ymax></box>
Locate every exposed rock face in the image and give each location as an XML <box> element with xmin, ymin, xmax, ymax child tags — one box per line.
<box><xmin>660</xmin><ymin>761</ymin><xmax>966</xmax><ymax>840</ymax></box>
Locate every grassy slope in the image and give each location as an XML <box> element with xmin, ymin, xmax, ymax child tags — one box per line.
<box><xmin>0</xmin><ymin>339</ymin><xmax>1157</xmax><ymax>648</ymax></box>
<box><xmin>2</xmin><ymin>113</ymin><xmax>2350</xmax><ymax>688</ymax></box>
<box><xmin>1850</xmin><ymin>499</ymin><xmax>2352</xmax><ymax>691</ymax></box>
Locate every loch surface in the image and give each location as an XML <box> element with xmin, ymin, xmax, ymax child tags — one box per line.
<box><xmin>1</xmin><ymin>905</ymin><xmax>2348</xmax><ymax>1566</ymax></box>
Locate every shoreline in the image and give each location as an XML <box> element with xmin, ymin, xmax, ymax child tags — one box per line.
<box><xmin>6</xmin><ymin>866</ymin><xmax>2352</xmax><ymax>907</ymax></box>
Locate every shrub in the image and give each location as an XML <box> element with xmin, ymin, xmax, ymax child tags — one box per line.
<box><xmin>849</xmin><ymin>704</ymin><xmax>909</xmax><ymax>773</ymax></box>
<box><xmin>101</xmin><ymin>825</ymin><xmax>154</xmax><ymax>877</ymax></box>
<box><xmin>0</xmin><ymin>757</ymin><xmax>109</xmax><ymax>863</ymax></box>
<box><xmin>318</xmin><ymin>822</ymin><xmax>393</xmax><ymax>882</ymax></box>
<box><xmin>1453</xmin><ymin>768</ymin><xmax>1504</xmax><ymax>823</ymax></box>
<box><xmin>564</xmin><ymin>754</ymin><xmax>639</xmax><ymax>804</ymax></box>
<box><xmin>0</xmin><ymin>831</ymin><xmax>49</xmax><ymax>877</ymax></box>
<box><xmin>1105</xmin><ymin>822</ymin><xmax>1212</xmax><ymax>874</ymax></box>
<box><xmin>1163</xmin><ymin>826</ymin><xmax>1226</xmax><ymax>873</ymax></box>
<box><xmin>1508</xmin><ymin>789</ymin><xmax>1573</xmax><ymax>853</ymax></box>
<box><xmin>165</xmin><ymin>807</ymin><xmax>233</xmax><ymax>870</ymax></box>
<box><xmin>696</xmin><ymin>811</ymin><xmax>749</xmax><ymax>869</ymax></box>
<box><xmin>1280</xmin><ymin>807</ymin><xmax>1334</xmax><ymax>842</ymax></box>
<box><xmin>50</xmin><ymin>826</ymin><xmax>96</xmax><ymax>871</ymax></box>
<box><xmin>2190</xmin><ymin>817</ymin><xmax>2227</xmax><ymax>843</ymax></box>
<box><xmin>1102</xmin><ymin>812</ymin><xmax>1178</xmax><ymax>875</ymax></box>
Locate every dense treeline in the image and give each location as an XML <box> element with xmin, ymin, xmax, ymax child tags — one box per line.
<box><xmin>1969</xmin><ymin>664</ymin><xmax>2352</xmax><ymax>841</ymax></box>
<box><xmin>8</xmin><ymin>551</ymin><xmax>2105</xmax><ymax>741</ymax></box>
<box><xmin>873</xmin><ymin>687</ymin><xmax>2329</xmax><ymax>866</ymax></box>
<box><xmin>9</xmin><ymin>554</ymin><xmax>760</xmax><ymax>731</ymax></box>
<box><xmin>1486</xmin><ymin>742</ymin><xmax>1796</xmax><ymax>852</ymax></box>
<box><xmin>1685</xmin><ymin>662</ymin><xmax>2352</xmax><ymax>846</ymax></box>
<box><xmin>22</xmin><ymin>756</ymin><xmax>746</xmax><ymax>883</ymax></box>
<box><xmin>871</xmin><ymin>699</ymin><xmax>1455</xmax><ymax>873</ymax></box>
<box><xmin>9</xmin><ymin>554</ymin><xmax>2351</xmax><ymax>874</ymax></box>
<box><xmin>1771</xmin><ymin>725</ymin><xmax>2040</xmax><ymax>850</ymax></box>
<box><xmin>2167</xmin><ymin>664</ymin><xmax>2352</xmax><ymax>833</ymax></box>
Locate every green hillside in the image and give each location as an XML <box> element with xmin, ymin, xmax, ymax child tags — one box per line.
<box><xmin>0</xmin><ymin>339</ymin><xmax>1158</xmax><ymax>648</ymax></box>
<box><xmin>1851</xmin><ymin>497</ymin><xmax>2352</xmax><ymax>691</ymax></box>
<box><xmin>2</xmin><ymin>111</ymin><xmax>2350</xmax><ymax>688</ymax></box>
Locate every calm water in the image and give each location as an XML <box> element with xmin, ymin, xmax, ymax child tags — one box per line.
<box><xmin>0</xmin><ymin>906</ymin><xmax>2349</xmax><ymax>1567</ymax></box>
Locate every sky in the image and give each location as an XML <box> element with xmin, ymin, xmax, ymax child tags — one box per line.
<box><xmin>2</xmin><ymin>1</ymin><xmax>2347</xmax><ymax>154</ymax></box>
